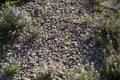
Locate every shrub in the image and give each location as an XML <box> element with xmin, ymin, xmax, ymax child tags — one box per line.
<box><xmin>67</xmin><ymin>64</ymin><xmax>100</xmax><ymax>80</ymax></box>
<box><xmin>105</xmin><ymin>43</ymin><xmax>114</xmax><ymax>54</ymax></box>
<box><xmin>89</xmin><ymin>0</ymin><xmax>105</xmax><ymax>12</ymax></box>
<box><xmin>99</xmin><ymin>17</ymin><xmax>120</xmax><ymax>79</ymax></box>
<box><xmin>83</xmin><ymin>16</ymin><xmax>92</xmax><ymax>23</ymax></box>
<box><xmin>101</xmin><ymin>23</ymin><xmax>120</xmax><ymax>54</ymax></box>
<box><xmin>100</xmin><ymin>55</ymin><xmax>120</xmax><ymax>80</ymax></box>
<box><xmin>3</xmin><ymin>61</ymin><xmax>19</xmax><ymax>75</ymax></box>
<box><xmin>31</xmin><ymin>28</ymin><xmax>41</xmax><ymax>37</ymax></box>
<box><xmin>1</xmin><ymin>0</ymin><xmax>20</xmax><ymax>7</ymax></box>
<box><xmin>93</xmin><ymin>5</ymin><xmax>105</xmax><ymax>12</ymax></box>
<box><xmin>0</xmin><ymin>7</ymin><xmax>30</xmax><ymax>30</ymax></box>
<box><xmin>0</xmin><ymin>6</ymin><xmax>31</xmax><ymax>57</ymax></box>
<box><xmin>117</xmin><ymin>9</ymin><xmax>120</xmax><ymax>16</ymax></box>
<box><xmin>36</xmin><ymin>69</ymin><xmax>56</xmax><ymax>80</ymax></box>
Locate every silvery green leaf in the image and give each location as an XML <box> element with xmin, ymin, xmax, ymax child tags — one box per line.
<box><xmin>100</xmin><ymin>0</ymin><xmax>120</xmax><ymax>9</ymax></box>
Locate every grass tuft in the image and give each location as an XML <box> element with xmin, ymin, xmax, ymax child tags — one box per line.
<box><xmin>3</xmin><ymin>61</ymin><xmax>19</xmax><ymax>76</ymax></box>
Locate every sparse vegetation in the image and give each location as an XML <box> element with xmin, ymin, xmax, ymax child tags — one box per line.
<box><xmin>3</xmin><ymin>61</ymin><xmax>19</xmax><ymax>76</ymax></box>
<box><xmin>83</xmin><ymin>16</ymin><xmax>92</xmax><ymax>23</ymax></box>
<box><xmin>31</xmin><ymin>28</ymin><xmax>41</xmax><ymax>37</ymax></box>
<box><xmin>67</xmin><ymin>64</ymin><xmax>100</xmax><ymax>80</ymax></box>
<box><xmin>93</xmin><ymin>0</ymin><xmax>102</xmax><ymax>3</ymax></box>
<box><xmin>36</xmin><ymin>69</ymin><xmax>56</xmax><ymax>80</ymax></box>
<box><xmin>1</xmin><ymin>0</ymin><xmax>20</xmax><ymax>7</ymax></box>
<box><xmin>0</xmin><ymin>7</ymin><xmax>29</xmax><ymax>30</ymax></box>
<box><xmin>0</xmin><ymin>0</ymin><xmax>119</xmax><ymax>80</ymax></box>
<box><xmin>63</xmin><ymin>45</ymin><xmax>69</xmax><ymax>51</ymax></box>
<box><xmin>90</xmin><ymin>0</ymin><xmax>105</xmax><ymax>12</ymax></box>
<box><xmin>117</xmin><ymin>8</ymin><xmax>120</xmax><ymax>16</ymax></box>
<box><xmin>96</xmin><ymin>16</ymin><xmax>120</xmax><ymax>79</ymax></box>
<box><xmin>94</xmin><ymin>36</ymin><xmax>104</xmax><ymax>46</ymax></box>
<box><xmin>100</xmin><ymin>55</ymin><xmax>120</xmax><ymax>80</ymax></box>
<box><xmin>93</xmin><ymin>5</ymin><xmax>105</xmax><ymax>12</ymax></box>
<box><xmin>65</xmin><ymin>32</ymin><xmax>69</xmax><ymax>40</ymax></box>
<box><xmin>105</xmin><ymin>43</ymin><xmax>113</xmax><ymax>55</ymax></box>
<box><xmin>101</xmin><ymin>22</ymin><xmax>120</xmax><ymax>54</ymax></box>
<box><xmin>0</xmin><ymin>7</ymin><xmax>30</xmax><ymax>57</ymax></box>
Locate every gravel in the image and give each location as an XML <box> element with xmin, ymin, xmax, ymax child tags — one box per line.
<box><xmin>0</xmin><ymin>0</ymin><xmax>119</xmax><ymax>80</ymax></box>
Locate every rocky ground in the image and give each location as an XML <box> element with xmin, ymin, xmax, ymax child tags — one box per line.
<box><xmin>0</xmin><ymin>0</ymin><xmax>119</xmax><ymax>80</ymax></box>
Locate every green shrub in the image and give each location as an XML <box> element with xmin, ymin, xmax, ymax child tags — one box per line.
<box><xmin>117</xmin><ymin>9</ymin><xmax>120</xmax><ymax>16</ymax></box>
<box><xmin>0</xmin><ymin>7</ymin><xmax>30</xmax><ymax>30</ymax></box>
<box><xmin>1</xmin><ymin>0</ymin><xmax>20</xmax><ymax>7</ymax></box>
<box><xmin>3</xmin><ymin>61</ymin><xmax>19</xmax><ymax>75</ymax></box>
<box><xmin>100</xmin><ymin>19</ymin><xmax>120</xmax><ymax>78</ymax></box>
<box><xmin>83</xmin><ymin>16</ymin><xmax>92</xmax><ymax>23</ymax></box>
<box><xmin>93</xmin><ymin>5</ymin><xmax>105</xmax><ymax>12</ymax></box>
<box><xmin>36</xmin><ymin>69</ymin><xmax>55</xmax><ymax>80</ymax></box>
<box><xmin>31</xmin><ymin>28</ymin><xmax>41</xmax><ymax>37</ymax></box>
<box><xmin>101</xmin><ymin>24</ymin><xmax>120</xmax><ymax>53</ymax></box>
<box><xmin>105</xmin><ymin>43</ymin><xmax>113</xmax><ymax>54</ymax></box>
<box><xmin>0</xmin><ymin>7</ymin><xmax>31</xmax><ymax>57</ymax></box>
<box><xmin>90</xmin><ymin>0</ymin><xmax>105</xmax><ymax>12</ymax></box>
<box><xmin>100</xmin><ymin>55</ymin><xmax>120</xmax><ymax>80</ymax></box>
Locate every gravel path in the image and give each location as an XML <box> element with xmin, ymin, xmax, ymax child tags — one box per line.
<box><xmin>0</xmin><ymin>0</ymin><xmax>119</xmax><ymax>80</ymax></box>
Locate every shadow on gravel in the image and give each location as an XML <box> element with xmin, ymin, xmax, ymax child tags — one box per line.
<box><xmin>0</xmin><ymin>29</ymin><xmax>12</xmax><ymax>58</ymax></box>
<box><xmin>0</xmin><ymin>75</ymin><xmax>13</xmax><ymax>80</ymax></box>
<box><xmin>0</xmin><ymin>28</ymin><xmax>20</xmax><ymax>58</ymax></box>
<box><xmin>72</xmin><ymin>22</ymin><xmax>105</xmax><ymax>71</ymax></box>
<box><xmin>74</xmin><ymin>22</ymin><xmax>120</xmax><ymax>80</ymax></box>
<box><xmin>19</xmin><ymin>0</ymin><xmax>33</xmax><ymax>4</ymax></box>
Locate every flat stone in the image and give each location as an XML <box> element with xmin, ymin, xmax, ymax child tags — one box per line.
<box><xmin>100</xmin><ymin>0</ymin><xmax>120</xmax><ymax>9</ymax></box>
<box><xmin>22</xmin><ymin>77</ymin><xmax>31</xmax><ymax>80</ymax></box>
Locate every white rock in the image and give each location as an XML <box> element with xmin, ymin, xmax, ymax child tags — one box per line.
<box><xmin>22</xmin><ymin>77</ymin><xmax>31</xmax><ymax>80</ymax></box>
